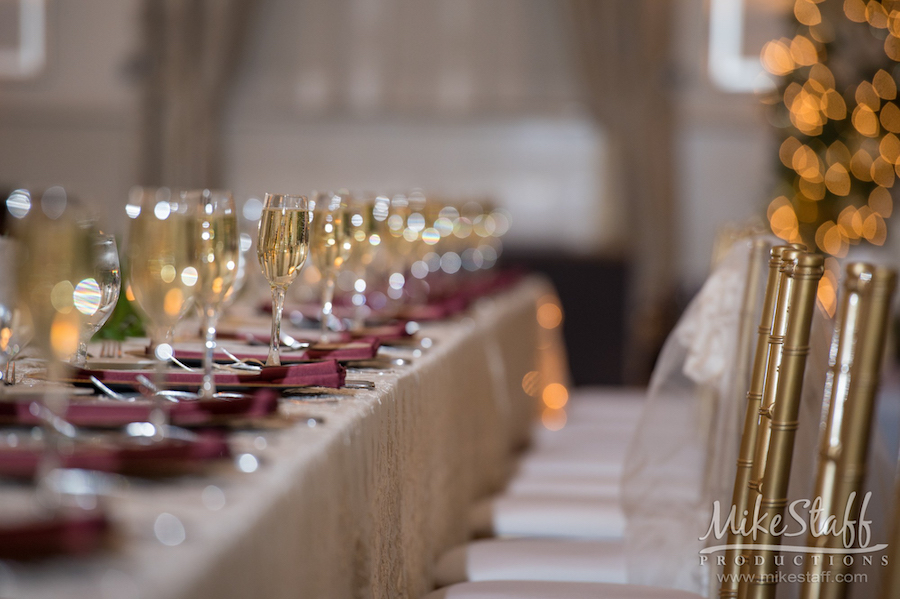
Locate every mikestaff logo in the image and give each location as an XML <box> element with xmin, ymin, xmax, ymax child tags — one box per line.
<box><xmin>697</xmin><ymin>491</ymin><xmax>889</xmax><ymax>568</ymax></box>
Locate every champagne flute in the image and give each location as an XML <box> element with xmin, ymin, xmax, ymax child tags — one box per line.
<box><xmin>311</xmin><ymin>191</ymin><xmax>351</xmax><ymax>341</ymax></box>
<box><xmin>187</xmin><ymin>189</ymin><xmax>239</xmax><ymax>399</ymax></box>
<box><xmin>344</xmin><ymin>195</ymin><xmax>379</xmax><ymax>329</ymax></box>
<box><xmin>11</xmin><ymin>187</ymin><xmax>95</xmax><ymax>507</ymax></box>
<box><xmin>257</xmin><ymin>193</ymin><xmax>309</xmax><ymax>366</ymax></box>
<box><xmin>71</xmin><ymin>233</ymin><xmax>121</xmax><ymax>368</ymax></box>
<box><xmin>0</xmin><ymin>235</ymin><xmax>20</xmax><ymax>387</ymax></box>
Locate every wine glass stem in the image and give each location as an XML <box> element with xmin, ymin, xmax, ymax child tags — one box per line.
<box><xmin>200</xmin><ymin>305</ymin><xmax>218</xmax><ymax>398</ymax></box>
<box><xmin>267</xmin><ymin>286</ymin><xmax>285</xmax><ymax>367</ymax></box>
<box><xmin>36</xmin><ymin>359</ymin><xmax>69</xmax><ymax>511</ymax></box>
<box><xmin>151</xmin><ymin>327</ymin><xmax>172</xmax><ymax>439</ymax></box>
<box><xmin>321</xmin><ymin>271</ymin><xmax>336</xmax><ymax>340</ymax></box>
<box><xmin>73</xmin><ymin>332</ymin><xmax>89</xmax><ymax>369</ymax></box>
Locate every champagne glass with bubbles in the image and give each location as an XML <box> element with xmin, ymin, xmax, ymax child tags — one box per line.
<box><xmin>311</xmin><ymin>191</ymin><xmax>350</xmax><ymax>341</ymax></box>
<box><xmin>257</xmin><ymin>194</ymin><xmax>309</xmax><ymax>366</ymax></box>
<box><xmin>11</xmin><ymin>187</ymin><xmax>96</xmax><ymax>506</ymax></box>
<box><xmin>187</xmin><ymin>189</ymin><xmax>239</xmax><ymax>398</ymax></box>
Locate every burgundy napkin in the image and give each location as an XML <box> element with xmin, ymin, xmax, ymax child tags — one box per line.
<box><xmin>304</xmin><ymin>336</ymin><xmax>380</xmax><ymax>360</ymax></box>
<box><xmin>172</xmin><ymin>338</ymin><xmax>379</xmax><ymax>363</ymax></box>
<box><xmin>0</xmin><ymin>511</ymin><xmax>109</xmax><ymax>560</ymax></box>
<box><xmin>0</xmin><ymin>431</ymin><xmax>229</xmax><ymax>478</ymax></box>
<box><xmin>351</xmin><ymin>322</ymin><xmax>411</xmax><ymax>341</ymax></box>
<box><xmin>71</xmin><ymin>359</ymin><xmax>346</xmax><ymax>390</ymax></box>
<box><xmin>0</xmin><ymin>389</ymin><xmax>279</xmax><ymax>428</ymax></box>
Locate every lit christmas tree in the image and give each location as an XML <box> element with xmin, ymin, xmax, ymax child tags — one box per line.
<box><xmin>762</xmin><ymin>0</ymin><xmax>900</xmax><ymax>312</ymax></box>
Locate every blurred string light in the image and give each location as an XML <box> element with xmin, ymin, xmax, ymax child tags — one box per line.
<box><xmin>761</xmin><ymin>0</ymin><xmax>900</xmax><ymax>315</ymax></box>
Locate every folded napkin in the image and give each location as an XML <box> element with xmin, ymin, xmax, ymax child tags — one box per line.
<box><xmin>171</xmin><ymin>338</ymin><xmax>379</xmax><ymax>363</ymax></box>
<box><xmin>72</xmin><ymin>359</ymin><xmax>346</xmax><ymax>390</ymax></box>
<box><xmin>0</xmin><ymin>389</ymin><xmax>279</xmax><ymax>428</ymax></box>
<box><xmin>352</xmin><ymin>322</ymin><xmax>411</xmax><ymax>341</ymax></box>
<box><xmin>0</xmin><ymin>510</ymin><xmax>109</xmax><ymax>560</ymax></box>
<box><xmin>0</xmin><ymin>431</ymin><xmax>229</xmax><ymax>478</ymax></box>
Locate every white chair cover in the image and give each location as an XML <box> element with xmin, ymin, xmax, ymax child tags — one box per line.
<box><xmin>433</xmin><ymin>539</ymin><xmax>628</xmax><ymax>586</ymax></box>
<box><xmin>620</xmin><ymin>236</ymin><xmax>776</xmax><ymax>594</ymax></box>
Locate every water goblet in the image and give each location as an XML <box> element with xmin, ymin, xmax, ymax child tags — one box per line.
<box><xmin>71</xmin><ymin>233</ymin><xmax>121</xmax><ymax>368</ymax></box>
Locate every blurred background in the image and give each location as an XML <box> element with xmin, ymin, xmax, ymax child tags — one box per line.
<box><xmin>0</xmin><ymin>0</ymin><xmax>821</xmax><ymax>385</ymax></box>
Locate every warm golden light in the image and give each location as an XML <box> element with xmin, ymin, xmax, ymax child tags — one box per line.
<box><xmin>537</xmin><ymin>303</ymin><xmax>563</xmax><ymax>329</ymax></box>
<box><xmin>821</xmin><ymin>89</ymin><xmax>848</xmax><ymax>120</ymax></box>
<box><xmin>164</xmin><ymin>288</ymin><xmax>184</xmax><ymax>317</ymax></box>
<box><xmin>867</xmin><ymin>1</ymin><xmax>889</xmax><ymax>28</ymax></box>
<box><xmin>768</xmin><ymin>197</ymin><xmax>801</xmax><ymax>241</ymax></box>
<box><xmin>874</xmin><ymin>69</ymin><xmax>898</xmax><ymax>99</ymax></box>
<box><xmin>871</xmin><ymin>156</ymin><xmax>896</xmax><ymax>187</ymax></box>
<box><xmin>886</xmin><ymin>34</ymin><xmax>900</xmax><ymax>61</ymax></box>
<box><xmin>826</xmin><ymin>140</ymin><xmax>851</xmax><ymax>166</ymax></box>
<box><xmin>790</xmin><ymin>35</ymin><xmax>818</xmax><ymax>65</ymax></box>
<box><xmin>881</xmin><ymin>101</ymin><xmax>900</xmax><ymax>132</ymax></box>
<box><xmin>50</xmin><ymin>313</ymin><xmax>80</xmax><ymax>360</ymax></box>
<box><xmin>850</xmin><ymin>149</ymin><xmax>875</xmax><ymax>181</ymax></box>
<box><xmin>795</xmin><ymin>0</ymin><xmax>822</xmax><ymax>26</ymax></box>
<box><xmin>852</xmin><ymin>105</ymin><xmax>880</xmax><ymax>136</ymax></box>
<box><xmin>780</xmin><ymin>137</ymin><xmax>802</xmax><ymax>168</ymax></box>
<box><xmin>521</xmin><ymin>370</ymin><xmax>540</xmax><ymax>397</ymax></box>
<box><xmin>762</xmin><ymin>39</ymin><xmax>797</xmax><ymax>76</ymax></box>
<box><xmin>844</xmin><ymin>0</ymin><xmax>868</xmax><ymax>22</ymax></box>
<box><xmin>869</xmin><ymin>186</ymin><xmax>894</xmax><ymax>216</ymax></box>
<box><xmin>542</xmin><ymin>383</ymin><xmax>569</xmax><ymax>409</ymax></box>
<box><xmin>799</xmin><ymin>177</ymin><xmax>826</xmax><ymax>200</ymax></box>
<box><xmin>817</xmin><ymin>265</ymin><xmax>838</xmax><ymax>317</ymax></box>
<box><xmin>541</xmin><ymin>407</ymin><xmax>567</xmax><ymax>432</ymax></box>
<box><xmin>50</xmin><ymin>280</ymin><xmax>75</xmax><ymax>314</ymax></box>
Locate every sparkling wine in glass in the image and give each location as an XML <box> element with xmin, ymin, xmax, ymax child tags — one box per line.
<box><xmin>0</xmin><ymin>235</ymin><xmax>20</xmax><ymax>385</ymax></box>
<box><xmin>188</xmin><ymin>189</ymin><xmax>239</xmax><ymax>398</ymax></box>
<box><xmin>344</xmin><ymin>195</ymin><xmax>380</xmax><ymax>329</ymax></box>
<box><xmin>72</xmin><ymin>233</ymin><xmax>121</xmax><ymax>368</ymax></box>
<box><xmin>10</xmin><ymin>187</ymin><xmax>95</xmax><ymax>507</ymax></box>
<box><xmin>311</xmin><ymin>191</ymin><xmax>351</xmax><ymax>340</ymax></box>
<box><xmin>257</xmin><ymin>194</ymin><xmax>309</xmax><ymax>366</ymax></box>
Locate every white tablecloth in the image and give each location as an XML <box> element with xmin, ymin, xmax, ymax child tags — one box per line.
<box><xmin>0</xmin><ymin>276</ymin><xmax>551</xmax><ymax>599</ymax></box>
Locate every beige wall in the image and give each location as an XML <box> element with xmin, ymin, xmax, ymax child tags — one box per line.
<box><xmin>0</xmin><ymin>0</ymin><xmax>797</xmax><ymax>286</ymax></box>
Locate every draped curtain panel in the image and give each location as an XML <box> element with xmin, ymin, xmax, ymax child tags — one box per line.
<box><xmin>137</xmin><ymin>0</ymin><xmax>259</xmax><ymax>189</ymax></box>
<box><xmin>567</xmin><ymin>0</ymin><xmax>677</xmax><ymax>382</ymax></box>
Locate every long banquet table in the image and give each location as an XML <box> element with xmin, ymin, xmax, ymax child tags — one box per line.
<box><xmin>0</xmin><ymin>276</ymin><xmax>552</xmax><ymax>599</ymax></box>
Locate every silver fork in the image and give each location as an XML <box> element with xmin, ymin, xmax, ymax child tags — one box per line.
<box><xmin>3</xmin><ymin>360</ymin><xmax>14</xmax><ymax>386</ymax></box>
<box><xmin>100</xmin><ymin>340</ymin><xmax>123</xmax><ymax>359</ymax></box>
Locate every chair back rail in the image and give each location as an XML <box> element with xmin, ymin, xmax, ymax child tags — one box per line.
<box><xmin>745</xmin><ymin>252</ymin><xmax>824</xmax><ymax>599</ymax></box>
<box><xmin>719</xmin><ymin>244</ymin><xmax>800</xmax><ymax>599</ymax></box>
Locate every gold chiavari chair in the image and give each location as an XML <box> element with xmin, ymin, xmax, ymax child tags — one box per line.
<box><xmin>719</xmin><ymin>244</ymin><xmax>805</xmax><ymax>599</ymax></box>
<box><xmin>797</xmin><ymin>264</ymin><xmax>896</xmax><ymax>599</ymax></box>
<box><xmin>744</xmin><ymin>252</ymin><xmax>825</xmax><ymax>598</ymax></box>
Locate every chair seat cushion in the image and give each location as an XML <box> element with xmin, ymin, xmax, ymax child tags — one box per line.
<box><xmin>503</xmin><ymin>473</ymin><xmax>620</xmax><ymax>498</ymax></box>
<box><xmin>434</xmin><ymin>538</ymin><xmax>628</xmax><ymax>586</ymax></box>
<box><xmin>469</xmin><ymin>495</ymin><xmax>625</xmax><ymax>539</ymax></box>
<box><xmin>422</xmin><ymin>580</ymin><xmax>704</xmax><ymax>599</ymax></box>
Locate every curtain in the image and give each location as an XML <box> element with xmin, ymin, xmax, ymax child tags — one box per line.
<box><xmin>567</xmin><ymin>0</ymin><xmax>678</xmax><ymax>382</ymax></box>
<box><xmin>137</xmin><ymin>0</ymin><xmax>259</xmax><ymax>189</ymax></box>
